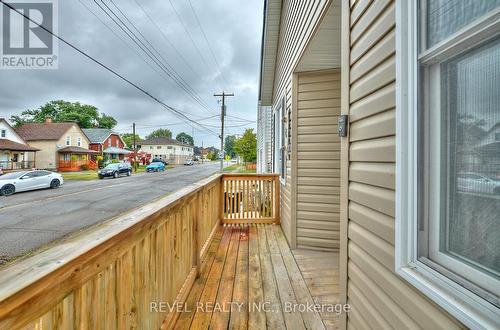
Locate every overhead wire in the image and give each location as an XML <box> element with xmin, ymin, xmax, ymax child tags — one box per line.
<box><xmin>0</xmin><ymin>1</ymin><xmax>219</xmax><ymax>136</ymax></box>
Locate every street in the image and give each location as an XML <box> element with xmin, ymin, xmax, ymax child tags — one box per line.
<box><xmin>0</xmin><ymin>162</ymin><xmax>220</xmax><ymax>263</ymax></box>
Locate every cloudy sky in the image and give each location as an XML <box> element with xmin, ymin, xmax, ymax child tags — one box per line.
<box><xmin>0</xmin><ymin>0</ymin><xmax>263</xmax><ymax>147</ymax></box>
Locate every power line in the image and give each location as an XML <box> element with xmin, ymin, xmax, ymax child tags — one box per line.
<box><xmin>94</xmin><ymin>0</ymin><xmax>216</xmax><ymax>115</ymax></box>
<box><xmin>186</xmin><ymin>0</ymin><xmax>229</xmax><ymax>88</ymax></box>
<box><xmin>132</xmin><ymin>0</ymin><xmax>200</xmax><ymax>80</ymax></box>
<box><xmin>167</xmin><ymin>0</ymin><xmax>223</xmax><ymax>90</ymax></box>
<box><xmin>0</xmin><ymin>1</ymin><xmax>219</xmax><ymax>136</ymax></box>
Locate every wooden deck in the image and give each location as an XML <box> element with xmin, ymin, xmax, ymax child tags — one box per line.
<box><xmin>174</xmin><ymin>224</ymin><xmax>339</xmax><ymax>329</ymax></box>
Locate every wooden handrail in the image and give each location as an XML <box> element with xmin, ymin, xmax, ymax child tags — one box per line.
<box><xmin>0</xmin><ymin>174</ymin><xmax>223</xmax><ymax>330</ymax></box>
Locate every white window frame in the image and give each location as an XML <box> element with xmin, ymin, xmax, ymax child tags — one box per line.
<box><xmin>395</xmin><ymin>1</ymin><xmax>500</xmax><ymax>328</ymax></box>
<box><xmin>1</xmin><ymin>129</ymin><xmax>6</xmax><ymax>138</ymax></box>
<box><xmin>273</xmin><ymin>97</ymin><xmax>286</xmax><ymax>184</ymax></box>
<box><xmin>77</xmin><ymin>137</ymin><xmax>81</xmax><ymax>147</ymax></box>
<box><xmin>66</xmin><ymin>136</ymin><xmax>71</xmax><ymax>146</ymax></box>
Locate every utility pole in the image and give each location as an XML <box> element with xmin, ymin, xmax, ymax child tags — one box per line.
<box><xmin>214</xmin><ymin>91</ymin><xmax>234</xmax><ymax>172</ymax></box>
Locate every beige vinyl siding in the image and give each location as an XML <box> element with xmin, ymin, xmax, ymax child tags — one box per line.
<box><xmin>345</xmin><ymin>0</ymin><xmax>463</xmax><ymax>328</ymax></box>
<box><xmin>296</xmin><ymin>70</ymin><xmax>340</xmax><ymax>250</ymax></box>
<box><xmin>271</xmin><ymin>0</ymin><xmax>333</xmax><ymax>247</ymax></box>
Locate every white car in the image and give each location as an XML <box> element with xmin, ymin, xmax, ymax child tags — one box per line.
<box><xmin>0</xmin><ymin>170</ymin><xmax>64</xmax><ymax>196</ymax></box>
<box><xmin>456</xmin><ymin>172</ymin><xmax>500</xmax><ymax>195</ymax></box>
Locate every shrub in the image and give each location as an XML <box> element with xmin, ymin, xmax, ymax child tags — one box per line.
<box><xmin>111</xmin><ymin>159</ymin><xmax>120</xmax><ymax>163</ymax></box>
<box><xmin>80</xmin><ymin>164</ymin><xmax>89</xmax><ymax>171</ymax></box>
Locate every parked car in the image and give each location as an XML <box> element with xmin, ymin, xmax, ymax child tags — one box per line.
<box><xmin>230</xmin><ymin>159</ymin><xmax>238</xmax><ymax>164</ymax></box>
<box><xmin>457</xmin><ymin>172</ymin><xmax>500</xmax><ymax>195</ymax></box>
<box><xmin>151</xmin><ymin>158</ymin><xmax>168</xmax><ymax>165</ymax></box>
<box><xmin>184</xmin><ymin>159</ymin><xmax>194</xmax><ymax>166</ymax></box>
<box><xmin>98</xmin><ymin>163</ymin><xmax>132</xmax><ymax>179</ymax></box>
<box><xmin>146</xmin><ymin>161</ymin><xmax>166</xmax><ymax>172</ymax></box>
<box><xmin>0</xmin><ymin>170</ymin><xmax>64</xmax><ymax>196</ymax></box>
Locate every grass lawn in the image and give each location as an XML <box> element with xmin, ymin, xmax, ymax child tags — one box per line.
<box><xmin>223</xmin><ymin>164</ymin><xmax>256</xmax><ymax>174</ymax></box>
<box><xmin>61</xmin><ymin>171</ymin><xmax>98</xmax><ymax>181</ymax></box>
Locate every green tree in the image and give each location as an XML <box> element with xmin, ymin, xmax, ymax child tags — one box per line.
<box><xmin>224</xmin><ymin>135</ymin><xmax>237</xmax><ymax>159</ymax></box>
<box><xmin>10</xmin><ymin>100</ymin><xmax>117</xmax><ymax>128</ymax></box>
<box><xmin>234</xmin><ymin>129</ymin><xmax>257</xmax><ymax>163</ymax></box>
<box><xmin>207</xmin><ymin>151</ymin><xmax>218</xmax><ymax>161</ymax></box>
<box><xmin>121</xmin><ymin>133</ymin><xmax>141</xmax><ymax>148</ymax></box>
<box><xmin>145</xmin><ymin>128</ymin><xmax>172</xmax><ymax>140</ymax></box>
<box><xmin>176</xmin><ymin>132</ymin><xmax>194</xmax><ymax>145</ymax></box>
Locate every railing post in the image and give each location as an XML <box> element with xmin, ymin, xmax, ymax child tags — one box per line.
<box><xmin>219</xmin><ymin>175</ymin><xmax>225</xmax><ymax>223</ymax></box>
<box><xmin>275</xmin><ymin>175</ymin><xmax>281</xmax><ymax>224</ymax></box>
<box><xmin>193</xmin><ymin>193</ymin><xmax>200</xmax><ymax>277</ymax></box>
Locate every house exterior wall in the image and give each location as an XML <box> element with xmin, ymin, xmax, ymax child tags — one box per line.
<box><xmin>141</xmin><ymin>143</ymin><xmax>193</xmax><ymax>164</ymax></box>
<box><xmin>103</xmin><ymin>134</ymin><xmax>124</xmax><ymax>150</ymax></box>
<box><xmin>342</xmin><ymin>0</ymin><xmax>462</xmax><ymax>328</ymax></box>
<box><xmin>25</xmin><ymin>140</ymin><xmax>56</xmax><ymax>169</ymax></box>
<box><xmin>56</xmin><ymin>125</ymin><xmax>90</xmax><ymax>150</ymax></box>
<box><xmin>296</xmin><ymin>70</ymin><xmax>340</xmax><ymax>250</ymax></box>
<box><xmin>0</xmin><ymin>121</ymin><xmax>24</xmax><ymax>144</ymax></box>
<box><xmin>270</xmin><ymin>0</ymin><xmax>333</xmax><ymax>247</ymax></box>
<box><xmin>257</xmin><ymin>105</ymin><xmax>272</xmax><ymax>173</ymax></box>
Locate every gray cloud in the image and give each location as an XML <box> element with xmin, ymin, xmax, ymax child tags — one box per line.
<box><xmin>0</xmin><ymin>0</ymin><xmax>262</xmax><ymax>146</ymax></box>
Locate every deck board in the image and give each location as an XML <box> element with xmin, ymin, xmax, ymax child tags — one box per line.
<box><xmin>174</xmin><ymin>225</ymin><xmax>339</xmax><ymax>329</ymax></box>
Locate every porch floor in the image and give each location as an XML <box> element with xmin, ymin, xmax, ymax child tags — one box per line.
<box><xmin>174</xmin><ymin>224</ymin><xmax>339</xmax><ymax>329</ymax></box>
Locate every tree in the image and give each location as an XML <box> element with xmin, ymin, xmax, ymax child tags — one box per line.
<box><xmin>176</xmin><ymin>132</ymin><xmax>194</xmax><ymax>145</ymax></box>
<box><xmin>207</xmin><ymin>151</ymin><xmax>219</xmax><ymax>161</ymax></box>
<box><xmin>145</xmin><ymin>128</ymin><xmax>172</xmax><ymax>140</ymax></box>
<box><xmin>224</xmin><ymin>135</ymin><xmax>237</xmax><ymax>159</ymax></box>
<box><xmin>234</xmin><ymin>129</ymin><xmax>257</xmax><ymax>163</ymax></box>
<box><xmin>10</xmin><ymin>100</ymin><xmax>117</xmax><ymax>128</ymax></box>
<box><xmin>121</xmin><ymin>133</ymin><xmax>141</xmax><ymax>148</ymax></box>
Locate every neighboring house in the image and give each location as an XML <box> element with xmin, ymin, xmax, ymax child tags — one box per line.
<box><xmin>139</xmin><ymin>137</ymin><xmax>193</xmax><ymax>164</ymax></box>
<box><xmin>82</xmin><ymin>128</ymin><xmax>130</xmax><ymax>160</ymax></box>
<box><xmin>258</xmin><ymin>0</ymin><xmax>498</xmax><ymax>328</ymax></box>
<box><xmin>0</xmin><ymin>118</ymin><xmax>39</xmax><ymax>170</ymax></box>
<box><xmin>15</xmin><ymin>118</ymin><xmax>98</xmax><ymax>171</ymax></box>
<box><xmin>256</xmin><ymin>105</ymin><xmax>272</xmax><ymax>173</ymax></box>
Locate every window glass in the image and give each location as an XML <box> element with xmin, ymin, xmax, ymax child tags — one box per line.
<box><xmin>418</xmin><ymin>2</ymin><xmax>500</xmax><ymax>300</ymax></box>
<box><xmin>1</xmin><ymin>130</ymin><xmax>5</xmax><ymax>138</ymax></box>
<box><xmin>439</xmin><ymin>38</ymin><xmax>500</xmax><ymax>275</ymax></box>
<box><xmin>425</xmin><ymin>0</ymin><xmax>500</xmax><ymax>49</ymax></box>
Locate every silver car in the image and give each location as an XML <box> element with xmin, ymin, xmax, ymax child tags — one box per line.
<box><xmin>0</xmin><ymin>170</ymin><xmax>64</xmax><ymax>196</ymax></box>
<box><xmin>456</xmin><ymin>172</ymin><xmax>500</xmax><ymax>195</ymax></box>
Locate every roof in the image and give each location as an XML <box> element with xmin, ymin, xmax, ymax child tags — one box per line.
<box><xmin>258</xmin><ymin>0</ymin><xmax>282</xmax><ymax>106</ymax></box>
<box><xmin>57</xmin><ymin>146</ymin><xmax>99</xmax><ymax>154</ymax></box>
<box><xmin>81</xmin><ymin>128</ymin><xmax>117</xmax><ymax>144</ymax></box>
<box><xmin>103</xmin><ymin>146</ymin><xmax>131</xmax><ymax>155</ymax></box>
<box><xmin>139</xmin><ymin>137</ymin><xmax>190</xmax><ymax>147</ymax></box>
<box><xmin>15</xmin><ymin>122</ymin><xmax>76</xmax><ymax>141</ymax></box>
<box><xmin>0</xmin><ymin>139</ymin><xmax>39</xmax><ymax>151</ymax></box>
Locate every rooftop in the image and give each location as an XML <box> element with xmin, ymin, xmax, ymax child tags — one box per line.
<box><xmin>15</xmin><ymin>122</ymin><xmax>77</xmax><ymax>141</ymax></box>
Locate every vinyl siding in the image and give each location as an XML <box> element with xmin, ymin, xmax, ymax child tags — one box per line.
<box><xmin>271</xmin><ymin>0</ymin><xmax>333</xmax><ymax>246</ymax></box>
<box><xmin>297</xmin><ymin>70</ymin><xmax>340</xmax><ymax>250</ymax></box>
<box><xmin>345</xmin><ymin>0</ymin><xmax>462</xmax><ymax>328</ymax></box>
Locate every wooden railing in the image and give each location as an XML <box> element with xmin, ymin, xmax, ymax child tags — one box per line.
<box><xmin>222</xmin><ymin>173</ymin><xmax>280</xmax><ymax>224</ymax></box>
<box><xmin>0</xmin><ymin>174</ymin><xmax>222</xmax><ymax>330</ymax></box>
<box><xmin>0</xmin><ymin>161</ymin><xmax>35</xmax><ymax>170</ymax></box>
<box><xmin>58</xmin><ymin>159</ymin><xmax>98</xmax><ymax>171</ymax></box>
<box><xmin>0</xmin><ymin>173</ymin><xmax>279</xmax><ymax>329</ymax></box>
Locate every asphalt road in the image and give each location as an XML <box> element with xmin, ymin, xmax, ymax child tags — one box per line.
<box><xmin>0</xmin><ymin>162</ymin><xmax>221</xmax><ymax>263</ymax></box>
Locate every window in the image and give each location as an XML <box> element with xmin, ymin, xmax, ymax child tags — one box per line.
<box><xmin>167</xmin><ymin>146</ymin><xmax>173</xmax><ymax>149</ymax></box>
<box><xmin>273</xmin><ymin>97</ymin><xmax>286</xmax><ymax>182</ymax></box>
<box><xmin>108</xmin><ymin>139</ymin><xmax>112</xmax><ymax>147</ymax></box>
<box><xmin>1</xmin><ymin>129</ymin><xmax>5</xmax><ymax>138</ymax></box>
<box><xmin>149</xmin><ymin>146</ymin><xmax>153</xmax><ymax>150</ymax></box>
<box><xmin>66</xmin><ymin>136</ymin><xmax>71</xmax><ymax>146</ymax></box>
<box><xmin>157</xmin><ymin>146</ymin><xmax>161</xmax><ymax>149</ymax></box>
<box><xmin>77</xmin><ymin>137</ymin><xmax>81</xmax><ymax>147</ymax></box>
<box><xmin>397</xmin><ymin>1</ymin><xmax>500</xmax><ymax>327</ymax></box>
